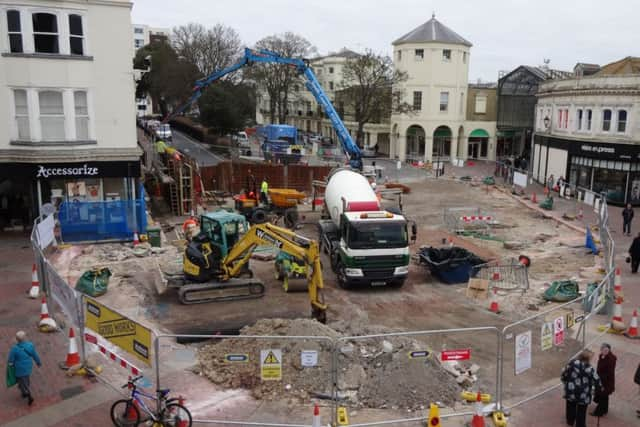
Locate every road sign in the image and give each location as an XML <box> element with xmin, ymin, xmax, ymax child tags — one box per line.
<box><xmin>541</xmin><ymin>322</ymin><xmax>553</xmax><ymax>351</ymax></box>
<box><xmin>441</xmin><ymin>349</ymin><xmax>471</xmax><ymax>361</ymax></box>
<box><xmin>225</xmin><ymin>354</ymin><xmax>248</xmax><ymax>363</ymax></box>
<box><xmin>554</xmin><ymin>315</ymin><xmax>565</xmax><ymax>346</ymax></box>
<box><xmin>84</xmin><ymin>297</ymin><xmax>152</xmax><ymax>365</ymax></box>
<box><xmin>300</xmin><ymin>350</ymin><xmax>318</xmax><ymax>367</ymax></box>
<box><xmin>408</xmin><ymin>350</ymin><xmax>431</xmax><ymax>359</ymax></box>
<box><xmin>260</xmin><ymin>349</ymin><xmax>282</xmax><ymax>381</ymax></box>
<box><xmin>565</xmin><ymin>311</ymin><xmax>575</xmax><ymax>329</ymax></box>
<box><xmin>515</xmin><ymin>330</ymin><xmax>532</xmax><ymax>375</ymax></box>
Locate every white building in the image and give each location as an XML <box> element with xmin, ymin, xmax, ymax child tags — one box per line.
<box><xmin>533</xmin><ymin>57</ymin><xmax>640</xmax><ymax>205</ymax></box>
<box><xmin>0</xmin><ymin>0</ymin><xmax>142</xmax><ymax>232</ymax></box>
<box><xmin>390</xmin><ymin>15</ymin><xmax>496</xmax><ymax>163</ymax></box>
<box><xmin>132</xmin><ymin>23</ymin><xmax>169</xmax><ymax>51</ymax></box>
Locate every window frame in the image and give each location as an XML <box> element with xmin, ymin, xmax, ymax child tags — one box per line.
<box><xmin>74</xmin><ymin>90</ymin><xmax>90</xmax><ymax>140</ymax></box>
<box><xmin>13</xmin><ymin>89</ymin><xmax>30</xmax><ymax>140</ymax></box>
<box><xmin>586</xmin><ymin>109</ymin><xmax>592</xmax><ymax>130</ymax></box>
<box><xmin>31</xmin><ymin>11</ymin><xmax>60</xmax><ymax>54</ymax></box>
<box><xmin>68</xmin><ymin>13</ymin><xmax>84</xmax><ymax>55</ymax></box>
<box><xmin>617</xmin><ymin>109</ymin><xmax>627</xmax><ymax>133</ymax></box>
<box><xmin>396</xmin><ymin>50</ymin><xmax>401</xmax><ymax>61</ymax></box>
<box><xmin>462</xmin><ymin>52</ymin><xmax>467</xmax><ymax>63</ymax></box>
<box><xmin>414</xmin><ymin>49</ymin><xmax>424</xmax><ymax>61</ymax></box>
<box><xmin>474</xmin><ymin>94</ymin><xmax>487</xmax><ymax>114</ymax></box>
<box><xmin>576</xmin><ymin>109</ymin><xmax>583</xmax><ymax>131</ymax></box>
<box><xmin>6</xmin><ymin>9</ymin><xmax>23</xmax><ymax>53</ymax></box>
<box><xmin>38</xmin><ymin>89</ymin><xmax>65</xmax><ymax>141</ymax></box>
<box><xmin>412</xmin><ymin>91</ymin><xmax>422</xmax><ymax>111</ymax></box>
<box><xmin>328</xmin><ymin>67</ymin><xmax>334</xmax><ymax>74</ymax></box>
<box><xmin>439</xmin><ymin>91</ymin><xmax>449</xmax><ymax>112</ymax></box>
<box><xmin>602</xmin><ymin>109</ymin><xmax>612</xmax><ymax>132</ymax></box>
<box><xmin>442</xmin><ymin>49</ymin><xmax>451</xmax><ymax>62</ymax></box>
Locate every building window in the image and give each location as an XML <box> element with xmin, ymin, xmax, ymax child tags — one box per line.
<box><xmin>440</xmin><ymin>92</ymin><xmax>449</xmax><ymax>111</ymax></box>
<box><xmin>397</xmin><ymin>50</ymin><xmax>402</xmax><ymax>61</ymax></box>
<box><xmin>13</xmin><ymin>89</ymin><xmax>29</xmax><ymax>140</ymax></box>
<box><xmin>577</xmin><ymin>109</ymin><xmax>583</xmax><ymax>130</ymax></box>
<box><xmin>7</xmin><ymin>10</ymin><xmax>23</xmax><ymax>53</ymax></box>
<box><xmin>329</xmin><ymin>81</ymin><xmax>334</xmax><ymax>90</ymax></box>
<box><xmin>586</xmin><ymin>109</ymin><xmax>592</xmax><ymax>130</ymax></box>
<box><xmin>442</xmin><ymin>49</ymin><xmax>451</xmax><ymax>61</ymax></box>
<box><xmin>134</xmin><ymin>39</ymin><xmax>143</xmax><ymax>49</ymax></box>
<box><xmin>618</xmin><ymin>110</ymin><xmax>627</xmax><ymax>133</ymax></box>
<box><xmin>602</xmin><ymin>109</ymin><xmax>612</xmax><ymax>131</ymax></box>
<box><xmin>563</xmin><ymin>109</ymin><xmax>568</xmax><ymax>129</ymax></box>
<box><xmin>134</xmin><ymin>27</ymin><xmax>144</xmax><ymax>34</ymax></box>
<box><xmin>68</xmin><ymin>14</ymin><xmax>84</xmax><ymax>55</ymax></box>
<box><xmin>462</xmin><ymin>52</ymin><xmax>467</xmax><ymax>63</ymax></box>
<box><xmin>413</xmin><ymin>91</ymin><xmax>422</xmax><ymax>111</ymax></box>
<box><xmin>414</xmin><ymin>49</ymin><xmax>424</xmax><ymax>60</ymax></box>
<box><xmin>32</xmin><ymin>13</ymin><xmax>59</xmax><ymax>53</ymax></box>
<box><xmin>329</xmin><ymin>67</ymin><xmax>334</xmax><ymax>74</ymax></box>
<box><xmin>475</xmin><ymin>95</ymin><xmax>487</xmax><ymax>114</ymax></box>
<box><xmin>39</xmin><ymin>90</ymin><xmax>65</xmax><ymax>140</ymax></box>
<box><xmin>74</xmin><ymin>91</ymin><xmax>89</xmax><ymax>140</ymax></box>
<box><xmin>317</xmin><ymin>68</ymin><xmax>322</xmax><ymax>75</ymax></box>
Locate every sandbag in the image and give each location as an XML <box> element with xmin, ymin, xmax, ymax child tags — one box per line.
<box><xmin>76</xmin><ymin>268</ymin><xmax>111</xmax><ymax>297</ymax></box>
<box><xmin>543</xmin><ymin>280</ymin><xmax>579</xmax><ymax>302</ymax></box>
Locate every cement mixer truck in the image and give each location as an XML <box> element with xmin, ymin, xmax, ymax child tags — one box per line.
<box><xmin>318</xmin><ymin>169</ymin><xmax>416</xmax><ymax>289</ymax></box>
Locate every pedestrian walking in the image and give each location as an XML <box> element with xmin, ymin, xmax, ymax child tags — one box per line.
<box><xmin>623</xmin><ymin>203</ymin><xmax>634</xmax><ymax>236</ymax></box>
<box><xmin>591</xmin><ymin>343</ymin><xmax>616</xmax><ymax>417</ymax></box>
<box><xmin>561</xmin><ymin>350</ymin><xmax>602</xmax><ymax>427</ymax></box>
<box><xmin>7</xmin><ymin>331</ymin><xmax>41</xmax><ymax>406</ymax></box>
<box><xmin>629</xmin><ymin>232</ymin><xmax>640</xmax><ymax>273</ymax></box>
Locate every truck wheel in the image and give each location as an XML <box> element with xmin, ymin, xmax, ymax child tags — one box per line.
<box><xmin>336</xmin><ymin>261</ymin><xmax>350</xmax><ymax>289</ymax></box>
<box><xmin>251</xmin><ymin>209</ymin><xmax>267</xmax><ymax>224</ymax></box>
<box><xmin>284</xmin><ymin>208</ymin><xmax>299</xmax><ymax>229</ymax></box>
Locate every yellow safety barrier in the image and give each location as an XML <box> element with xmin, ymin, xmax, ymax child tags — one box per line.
<box><xmin>461</xmin><ymin>390</ymin><xmax>492</xmax><ymax>403</ymax></box>
<box><xmin>492</xmin><ymin>410</ymin><xmax>507</xmax><ymax>427</ymax></box>
<box><xmin>337</xmin><ymin>406</ymin><xmax>349</xmax><ymax>425</ymax></box>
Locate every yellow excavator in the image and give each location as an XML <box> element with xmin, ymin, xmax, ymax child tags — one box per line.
<box><xmin>166</xmin><ymin>210</ymin><xmax>327</xmax><ymax>322</ymax></box>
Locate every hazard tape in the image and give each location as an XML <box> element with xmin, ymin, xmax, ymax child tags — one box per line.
<box><xmin>84</xmin><ymin>332</ymin><xmax>142</xmax><ymax>376</ymax></box>
<box><xmin>460</xmin><ymin>215</ymin><xmax>493</xmax><ymax>222</ymax></box>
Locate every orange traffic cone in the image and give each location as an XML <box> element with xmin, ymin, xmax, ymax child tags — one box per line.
<box><xmin>471</xmin><ymin>392</ymin><xmax>485</xmax><ymax>427</ymax></box>
<box><xmin>626</xmin><ymin>310</ymin><xmax>639</xmax><ymax>338</ymax></box>
<box><xmin>614</xmin><ymin>267</ymin><xmax>624</xmax><ymax>299</ymax></box>
<box><xmin>176</xmin><ymin>396</ymin><xmax>189</xmax><ymax>427</ymax></box>
<box><xmin>611</xmin><ymin>297</ymin><xmax>626</xmax><ymax>332</ymax></box>
<box><xmin>489</xmin><ymin>289</ymin><xmax>499</xmax><ymax>314</ymax></box>
<box><xmin>133</xmin><ymin>232</ymin><xmax>140</xmax><ymax>246</ymax></box>
<box><xmin>312</xmin><ymin>403</ymin><xmax>321</xmax><ymax>427</ymax></box>
<box><xmin>29</xmin><ymin>264</ymin><xmax>40</xmax><ymax>299</ymax></box>
<box><xmin>428</xmin><ymin>403</ymin><xmax>442</xmax><ymax>427</ymax></box>
<box><xmin>125</xmin><ymin>400</ymin><xmax>139</xmax><ymax>422</ymax></box>
<box><xmin>40</xmin><ymin>296</ymin><xmax>50</xmax><ymax>320</ymax></box>
<box><xmin>531</xmin><ymin>192</ymin><xmax>537</xmax><ymax>204</ymax></box>
<box><xmin>65</xmin><ymin>328</ymin><xmax>81</xmax><ymax>367</ymax></box>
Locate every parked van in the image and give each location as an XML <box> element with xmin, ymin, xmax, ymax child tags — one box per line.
<box><xmin>237</xmin><ymin>131</ymin><xmax>250</xmax><ymax>147</ymax></box>
<box><xmin>155</xmin><ymin>123</ymin><xmax>172</xmax><ymax>141</ymax></box>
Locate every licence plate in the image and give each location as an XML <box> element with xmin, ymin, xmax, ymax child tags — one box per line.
<box><xmin>371</xmin><ymin>281</ymin><xmax>387</xmax><ymax>287</ymax></box>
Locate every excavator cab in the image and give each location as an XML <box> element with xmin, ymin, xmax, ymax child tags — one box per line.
<box><xmin>184</xmin><ymin>211</ymin><xmax>248</xmax><ymax>282</ymax></box>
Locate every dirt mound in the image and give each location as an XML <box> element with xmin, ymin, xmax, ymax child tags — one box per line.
<box><xmin>196</xmin><ymin>318</ymin><xmax>460</xmax><ymax>410</ymax></box>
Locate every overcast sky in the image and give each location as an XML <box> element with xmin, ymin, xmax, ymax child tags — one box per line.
<box><xmin>132</xmin><ymin>0</ymin><xmax>638</xmax><ymax>82</ymax></box>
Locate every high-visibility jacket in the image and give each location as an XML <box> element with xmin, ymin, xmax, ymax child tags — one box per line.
<box><xmin>261</xmin><ymin>180</ymin><xmax>268</xmax><ymax>194</ymax></box>
<box><xmin>156</xmin><ymin>140</ymin><xmax>167</xmax><ymax>153</ymax></box>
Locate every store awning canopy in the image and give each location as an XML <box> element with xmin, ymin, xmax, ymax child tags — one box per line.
<box><xmin>469</xmin><ymin>129</ymin><xmax>489</xmax><ymax>138</ymax></box>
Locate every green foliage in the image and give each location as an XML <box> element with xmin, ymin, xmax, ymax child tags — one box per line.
<box><xmin>198</xmin><ymin>81</ymin><xmax>256</xmax><ymax>134</ymax></box>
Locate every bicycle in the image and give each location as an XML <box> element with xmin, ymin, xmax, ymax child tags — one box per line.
<box><xmin>110</xmin><ymin>376</ymin><xmax>192</xmax><ymax>427</ymax></box>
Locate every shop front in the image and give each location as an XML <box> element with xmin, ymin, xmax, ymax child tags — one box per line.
<box><xmin>533</xmin><ymin>135</ymin><xmax>640</xmax><ymax>206</ymax></box>
<box><xmin>0</xmin><ymin>160</ymin><xmax>144</xmax><ymax>240</ymax></box>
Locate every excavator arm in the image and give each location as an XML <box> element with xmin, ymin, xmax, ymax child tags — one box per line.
<box><xmin>222</xmin><ymin>223</ymin><xmax>327</xmax><ymax>322</ymax></box>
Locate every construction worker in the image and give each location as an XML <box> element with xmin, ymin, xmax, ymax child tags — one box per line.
<box><xmin>260</xmin><ymin>177</ymin><xmax>269</xmax><ymax>205</ymax></box>
<box><xmin>155</xmin><ymin>139</ymin><xmax>168</xmax><ymax>164</ymax></box>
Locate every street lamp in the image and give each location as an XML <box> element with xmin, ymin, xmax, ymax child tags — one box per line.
<box><xmin>543</xmin><ymin>116</ymin><xmax>550</xmax><ymax>130</ymax></box>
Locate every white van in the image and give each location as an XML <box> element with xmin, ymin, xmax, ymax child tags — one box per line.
<box><xmin>155</xmin><ymin>123</ymin><xmax>172</xmax><ymax>141</ymax></box>
<box><xmin>237</xmin><ymin>131</ymin><xmax>250</xmax><ymax>148</ymax></box>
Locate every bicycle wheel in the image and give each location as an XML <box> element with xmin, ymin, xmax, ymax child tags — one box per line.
<box><xmin>160</xmin><ymin>403</ymin><xmax>192</xmax><ymax>427</ymax></box>
<box><xmin>110</xmin><ymin>399</ymin><xmax>140</xmax><ymax>427</ymax></box>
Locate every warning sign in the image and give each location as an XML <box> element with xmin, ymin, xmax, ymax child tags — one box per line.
<box><xmin>565</xmin><ymin>311</ymin><xmax>575</xmax><ymax>329</ymax></box>
<box><xmin>554</xmin><ymin>316</ymin><xmax>565</xmax><ymax>346</ymax></box>
<box><xmin>541</xmin><ymin>322</ymin><xmax>553</xmax><ymax>351</ymax></box>
<box><xmin>84</xmin><ymin>297</ymin><xmax>152</xmax><ymax>365</ymax></box>
<box><xmin>260</xmin><ymin>349</ymin><xmax>282</xmax><ymax>381</ymax></box>
<box><xmin>515</xmin><ymin>330</ymin><xmax>532</xmax><ymax>375</ymax></box>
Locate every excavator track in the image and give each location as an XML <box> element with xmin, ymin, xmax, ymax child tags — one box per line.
<box><xmin>178</xmin><ymin>278</ymin><xmax>265</xmax><ymax>304</ymax></box>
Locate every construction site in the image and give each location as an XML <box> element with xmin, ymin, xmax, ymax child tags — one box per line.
<box><xmin>34</xmin><ymin>136</ymin><xmax>617</xmax><ymax>425</ymax></box>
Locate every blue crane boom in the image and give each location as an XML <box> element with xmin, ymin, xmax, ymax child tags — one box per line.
<box><xmin>164</xmin><ymin>48</ymin><xmax>362</xmax><ymax>170</ymax></box>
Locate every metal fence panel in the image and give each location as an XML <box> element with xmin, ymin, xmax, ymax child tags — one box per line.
<box><xmin>471</xmin><ymin>259</ymin><xmax>529</xmax><ymax>292</ymax></box>
<box><xmin>334</xmin><ymin>327</ymin><xmax>500</xmax><ymax>426</ymax></box>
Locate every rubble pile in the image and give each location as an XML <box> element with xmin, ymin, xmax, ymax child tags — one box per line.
<box><xmin>196</xmin><ymin>318</ymin><xmax>460</xmax><ymax>410</ymax></box>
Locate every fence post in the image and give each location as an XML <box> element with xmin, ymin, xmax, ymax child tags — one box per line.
<box><xmin>155</xmin><ymin>335</ymin><xmax>161</xmax><ymax>414</ymax></box>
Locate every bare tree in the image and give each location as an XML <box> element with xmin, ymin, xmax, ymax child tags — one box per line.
<box><xmin>248</xmin><ymin>32</ymin><xmax>316</xmax><ymax>123</ymax></box>
<box><xmin>337</xmin><ymin>50</ymin><xmax>411</xmax><ymax>146</ymax></box>
<box><xmin>172</xmin><ymin>23</ymin><xmax>241</xmax><ymax>77</ymax></box>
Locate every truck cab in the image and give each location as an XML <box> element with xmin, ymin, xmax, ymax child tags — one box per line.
<box><xmin>320</xmin><ymin>211</ymin><xmax>413</xmax><ymax>288</ymax></box>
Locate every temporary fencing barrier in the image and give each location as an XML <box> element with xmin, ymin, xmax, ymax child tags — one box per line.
<box><xmin>443</xmin><ymin>207</ymin><xmax>494</xmax><ymax>234</ymax></box>
<box><xmin>471</xmin><ymin>259</ymin><xmax>529</xmax><ymax>292</ymax></box>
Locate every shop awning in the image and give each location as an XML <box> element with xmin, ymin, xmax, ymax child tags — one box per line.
<box><xmin>434</xmin><ymin>128</ymin><xmax>452</xmax><ymax>137</ymax></box>
<box><xmin>469</xmin><ymin>129</ymin><xmax>489</xmax><ymax>138</ymax></box>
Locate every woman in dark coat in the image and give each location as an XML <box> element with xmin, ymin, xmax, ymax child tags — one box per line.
<box><xmin>562</xmin><ymin>350</ymin><xmax>601</xmax><ymax>427</ymax></box>
<box><xmin>591</xmin><ymin>343</ymin><xmax>616</xmax><ymax>417</ymax></box>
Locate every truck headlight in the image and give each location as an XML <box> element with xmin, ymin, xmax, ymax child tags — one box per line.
<box><xmin>345</xmin><ymin>268</ymin><xmax>364</xmax><ymax>277</ymax></box>
<box><xmin>394</xmin><ymin>266</ymin><xmax>409</xmax><ymax>275</ymax></box>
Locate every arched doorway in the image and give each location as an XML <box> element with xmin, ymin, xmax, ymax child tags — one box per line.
<box><xmin>468</xmin><ymin>129</ymin><xmax>489</xmax><ymax>159</ymax></box>
<box><xmin>433</xmin><ymin>126</ymin><xmax>452</xmax><ymax>160</ymax></box>
<box><xmin>405</xmin><ymin>125</ymin><xmax>425</xmax><ymax>162</ymax></box>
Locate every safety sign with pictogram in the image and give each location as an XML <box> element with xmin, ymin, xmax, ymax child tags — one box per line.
<box><xmin>554</xmin><ymin>316</ymin><xmax>565</xmax><ymax>346</ymax></box>
<box><xmin>260</xmin><ymin>349</ymin><xmax>282</xmax><ymax>381</ymax></box>
<box><xmin>541</xmin><ymin>322</ymin><xmax>553</xmax><ymax>351</ymax></box>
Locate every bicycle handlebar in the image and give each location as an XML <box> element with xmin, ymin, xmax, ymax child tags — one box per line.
<box><xmin>121</xmin><ymin>375</ymin><xmax>144</xmax><ymax>388</ymax></box>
